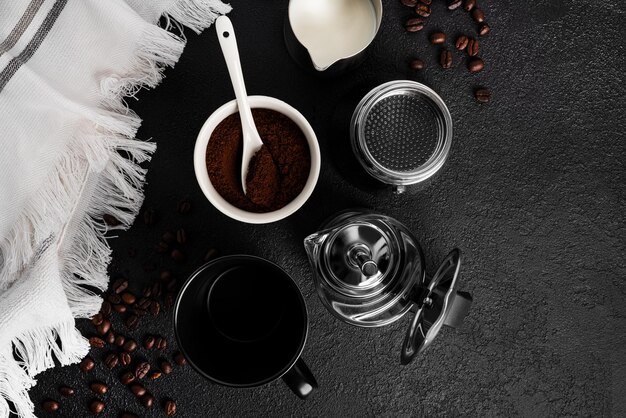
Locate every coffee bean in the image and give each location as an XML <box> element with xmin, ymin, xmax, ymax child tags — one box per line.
<box><xmin>463</xmin><ymin>0</ymin><xmax>476</xmax><ymax>11</ymax></box>
<box><xmin>89</xmin><ymin>400</ymin><xmax>105</xmax><ymax>415</ymax></box>
<box><xmin>97</xmin><ymin>320</ymin><xmax>111</xmax><ymax>336</ymax></box>
<box><xmin>80</xmin><ymin>357</ymin><xmax>95</xmax><ymax>372</ymax></box>
<box><xmin>401</xmin><ymin>0</ymin><xmax>417</xmax><ymax>7</ymax></box>
<box><xmin>170</xmin><ymin>249</ymin><xmax>185</xmax><ymax>263</ymax></box>
<box><xmin>468</xmin><ymin>57</ymin><xmax>484</xmax><ymax>73</ymax></box>
<box><xmin>149</xmin><ymin>371</ymin><xmax>162</xmax><ymax>380</ymax></box>
<box><xmin>137</xmin><ymin>297</ymin><xmax>151</xmax><ymax>310</ymax></box>
<box><xmin>448</xmin><ymin>0</ymin><xmax>462</xmax><ymax>10</ymax></box>
<box><xmin>113</xmin><ymin>278</ymin><xmax>128</xmax><ymax>294</ymax></box>
<box><xmin>176</xmin><ymin>199</ymin><xmax>192</xmax><ymax>215</ymax></box>
<box><xmin>42</xmin><ymin>400</ymin><xmax>60</xmax><ymax>412</ymax></box>
<box><xmin>151</xmin><ymin>282</ymin><xmax>162</xmax><ymax>298</ymax></box>
<box><xmin>474</xmin><ymin>88</ymin><xmax>491</xmax><ymax>103</ymax></box>
<box><xmin>456</xmin><ymin>35</ymin><xmax>469</xmax><ymax>50</ymax></box>
<box><xmin>203</xmin><ymin>248</ymin><xmax>218</xmax><ymax>262</ymax></box>
<box><xmin>120</xmin><ymin>351</ymin><xmax>132</xmax><ymax>366</ymax></box>
<box><xmin>142</xmin><ymin>286</ymin><xmax>153</xmax><ymax>298</ymax></box>
<box><xmin>135</xmin><ymin>362</ymin><xmax>150</xmax><ymax>379</ymax></box>
<box><xmin>155</xmin><ymin>337</ymin><xmax>167</xmax><ymax>351</ymax></box>
<box><xmin>162</xmin><ymin>231</ymin><xmax>176</xmax><ymax>245</ymax></box>
<box><xmin>107</xmin><ymin>293</ymin><xmax>121</xmax><ymax>304</ymax></box>
<box><xmin>409</xmin><ymin>59</ymin><xmax>425</xmax><ymax>71</ymax></box>
<box><xmin>415</xmin><ymin>4</ymin><xmax>430</xmax><ymax>17</ymax></box>
<box><xmin>479</xmin><ymin>23</ymin><xmax>491</xmax><ymax>36</ymax></box>
<box><xmin>144</xmin><ymin>336</ymin><xmax>155</xmax><ymax>350</ymax></box>
<box><xmin>125</xmin><ymin>314</ymin><xmax>139</xmax><ymax>330</ymax></box>
<box><xmin>173</xmin><ymin>352</ymin><xmax>186</xmax><ymax>366</ymax></box>
<box><xmin>471</xmin><ymin>8</ymin><xmax>485</xmax><ymax>23</ymax></box>
<box><xmin>121</xmin><ymin>292</ymin><xmax>136</xmax><ymax>305</ymax></box>
<box><xmin>141</xmin><ymin>394</ymin><xmax>155</xmax><ymax>409</ymax></box>
<box><xmin>105</xmin><ymin>331</ymin><xmax>115</xmax><ymax>345</ymax></box>
<box><xmin>123</xmin><ymin>339</ymin><xmax>138</xmax><ymax>353</ymax></box>
<box><xmin>130</xmin><ymin>383</ymin><xmax>146</xmax><ymax>397</ymax></box>
<box><xmin>143</xmin><ymin>207</ymin><xmax>157</xmax><ymax>226</ymax></box>
<box><xmin>150</xmin><ymin>301</ymin><xmax>160</xmax><ymax>316</ymax></box>
<box><xmin>176</xmin><ymin>228</ymin><xmax>187</xmax><ymax>245</ymax></box>
<box><xmin>164</xmin><ymin>400</ymin><xmax>177</xmax><ymax>416</ymax></box>
<box><xmin>419</xmin><ymin>0</ymin><xmax>432</xmax><ymax>4</ymax></box>
<box><xmin>91</xmin><ymin>313</ymin><xmax>104</xmax><ymax>326</ymax></box>
<box><xmin>89</xmin><ymin>381</ymin><xmax>108</xmax><ymax>395</ymax></box>
<box><xmin>429</xmin><ymin>32</ymin><xmax>446</xmax><ymax>45</ymax></box>
<box><xmin>113</xmin><ymin>304</ymin><xmax>127</xmax><ymax>314</ymax></box>
<box><xmin>155</xmin><ymin>241</ymin><xmax>169</xmax><ymax>253</ymax></box>
<box><xmin>105</xmin><ymin>353</ymin><xmax>118</xmax><ymax>369</ymax></box>
<box><xmin>89</xmin><ymin>337</ymin><xmax>105</xmax><ymax>348</ymax></box>
<box><xmin>404</xmin><ymin>17</ymin><xmax>425</xmax><ymax>32</ymax></box>
<box><xmin>103</xmin><ymin>214</ymin><xmax>120</xmax><ymax>227</ymax></box>
<box><xmin>114</xmin><ymin>335</ymin><xmax>126</xmax><ymax>347</ymax></box>
<box><xmin>166</xmin><ymin>279</ymin><xmax>178</xmax><ymax>292</ymax></box>
<box><xmin>164</xmin><ymin>293</ymin><xmax>175</xmax><ymax>309</ymax></box>
<box><xmin>160</xmin><ymin>360</ymin><xmax>173</xmax><ymax>375</ymax></box>
<box><xmin>467</xmin><ymin>38</ymin><xmax>479</xmax><ymax>56</ymax></box>
<box><xmin>120</xmin><ymin>371</ymin><xmax>135</xmax><ymax>385</ymax></box>
<box><xmin>159</xmin><ymin>270</ymin><xmax>172</xmax><ymax>282</ymax></box>
<box><xmin>121</xmin><ymin>413</ymin><xmax>139</xmax><ymax>418</ymax></box>
<box><xmin>440</xmin><ymin>49</ymin><xmax>453</xmax><ymax>69</ymax></box>
<box><xmin>59</xmin><ymin>386</ymin><xmax>75</xmax><ymax>397</ymax></box>
<box><xmin>100</xmin><ymin>301</ymin><xmax>112</xmax><ymax>317</ymax></box>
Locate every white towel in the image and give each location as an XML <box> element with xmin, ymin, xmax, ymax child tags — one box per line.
<box><xmin>0</xmin><ymin>0</ymin><xmax>230</xmax><ymax>416</ymax></box>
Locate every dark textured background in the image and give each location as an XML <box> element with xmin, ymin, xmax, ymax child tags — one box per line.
<box><xmin>31</xmin><ymin>0</ymin><xmax>626</xmax><ymax>416</ymax></box>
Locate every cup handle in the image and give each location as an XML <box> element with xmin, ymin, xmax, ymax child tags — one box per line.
<box><xmin>281</xmin><ymin>357</ymin><xmax>318</xmax><ymax>399</ymax></box>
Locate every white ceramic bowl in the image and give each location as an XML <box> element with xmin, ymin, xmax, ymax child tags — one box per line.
<box><xmin>194</xmin><ymin>96</ymin><xmax>321</xmax><ymax>224</ymax></box>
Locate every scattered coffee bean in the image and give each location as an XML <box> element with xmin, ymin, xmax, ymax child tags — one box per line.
<box><xmin>151</xmin><ymin>282</ymin><xmax>162</xmax><ymax>297</ymax></box>
<box><xmin>130</xmin><ymin>383</ymin><xmax>147</xmax><ymax>397</ymax></box>
<box><xmin>160</xmin><ymin>360</ymin><xmax>173</xmax><ymax>375</ymax></box>
<box><xmin>456</xmin><ymin>35</ymin><xmax>468</xmax><ymax>50</ymax></box>
<box><xmin>173</xmin><ymin>352</ymin><xmax>186</xmax><ymax>366</ymax></box>
<box><xmin>103</xmin><ymin>214</ymin><xmax>120</xmax><ymax>227</ymax></box>
<box><xmin>123</xmin><ymin>339</ymin><xmax>138</xmax><ymax>353</ymax></box>
<box><xmin>203</xmin><ymin>248</ymin><xmax>218</xmax><ymax>262</ymax></box>
<box><xmin>419</xmin><ymin>0</ymin><xmax>432</xmax><ymax>4</ymax></box>
<box><xmin>121</xmin><ymin>292</ymin><xmax>136</xmax><ymax>305</ymax></box>
<box><xmin>415</xmin><ymin>4</ymin><xmax>430</xmax><ymax>17</ymax></box>
<box><xmin>141</xmin><ymin>394</ymin><xmax>155</xmax><ymax>409</ymax></box>
<box><xmin>105</xmin><ymin>331</ymin><xmax>115</xmax><ymax>345</ymax></box>
<box><xmin>89</xmin><ymin>381</ymin><xmax>108</xmax><ymax>395</ymax></box>
<box><xmin>135</xmin><ymin>362</ymin><xmax>150</xmax><ymax>379</ymax></box>
<box><xmin>474</xmin><ymin>88</ymin><xmax>491</xmax><ymax>103</ymax></box>
<box><xmin>170</xmin><ymin>249</ymin><xmax>185</xmax><ymax>263</ymax></box>
<box><xmin>467</xmin><ymin>38</ymin><xmax>479</xmax><ymax>56</ymax></box>
<box><xmin>471</xmin><ymin>8</ymin><xmax>485</xmax><ymax>23</ymax></box>
<box><xmin>463</xmin><ymin>0</ymin><xmax>476</xmax><ymax>11</ymax></box>
<box><xmin>150</xmin><ymin>301</ymin><xmax>160</xmax><ymax>316</ymax></box>
<box><xmin>113</xmin><ymin>303</ymin><xmax>127</xmax><ymax>314</ymax></box>
<box><xmin>91</xmin><ymin>313</ymin><xmax>104</xmax><ymax>326</ymax></box>
<box><xmin>143</xmin><ymin>207</ymin><xmax>157</xmax><ymax>226</ymax></box>
<box><xmin>166</xmin><ymin>279</ymin><xmax>178</xmax><ymax>292</ymax></box>
<box><xmin>89</xmin><ymin>337</ymin><xmax>106</xmax><ymax>348</ymax></box>
<box><xmin>99</xmin><ymin>301</ymin><xmax>112</xmax><ymax>317</ymax></box>
<box><xmin>159</xmin><ymin>270</ymin><xmax>172</xmax><ymax>282</ymax></box>
<box><xmin>42</xmin><ymin>400</ymin><xmax>60</xmax><ymax>412</ymax></box>
<box><xmin>156</xmin><ymin>337</ymin><xmax>167</xmax><ymax>351</ymax></box>
<box><xmin>479</xmin><ymin>23</ymin><xmax>491</xmax><ymax>36</ymax></box>
<box><xmin>409</xmin><ymin>58</ymin><xmax>425</xmax><ymax>71</ymax></box>
<box><xmin>155</xmin><ymin>241</ymin><xmax>169</xmax><ymax>253</ymax></box>
<box><xmin>113</xmin><ymin>278</ymin><xmax>129</xmax><ymax>294</ymax></box>
<box><xmin>164</xmin><ymin>400</ymin><xmax>177</xmax><ymax>416</ymax></box>
<box><xmin>176</xmin><ymin>228</ymin><xmax>187</xmax><ymax>245</ymax></box>
<box><xmin>405</xmin><ymin>17</ymin><xmax>425</xmax><ymax>32</ymax></box>
<box><xmin>137</xmin><ymin>297</ymin><xmax>151</xmax><ymax>310</ymax></box>
<box><xmin>468</xmin><ymin>57</ymin><xmax>484</xmax><ymax>73</ymax></box>
<box><xmin>59</xmin><ymin>386</ymin><xmax>75</xmax><ymax>397</ymax></box>
<box><xmin>164</xmin><ymin>293</ymin><xmax>175</xmax><ymax>309</ymax></box>
<box><xmin>107</xmin><ymin>293</ymin><xmax>121</xmax><ymax>304</ymax></box>
<box><xmin>120</xmin><ymin>351</ymin><xmax>132</xmax><ymax>366</ymax></box>
<box><xmin>89</xmin><ymin>399</ymin><xmax>105</xmax><ymax>415</ymax></box>
<box><xmin>142</xmin><ymin>285</ymin><xmax>153</xmax><ymax>298</ymax></box>
<box><xmin>149</xmin><ymin>371</ymin><xmax>162</xmax><ymax>380</ymax></box>
<box><xmin>121</xmin><ymin>413</ymin><xmax>139</xmax><ymax>418</ymax></box>
<box><xmin>429</xmin><ymin>32</ymin><xmax>446</xmax><ymax>45</ymax></box>
<box><xmin>105</xmin><ymin>353</ymin><xmax>118</xmax><ymax>369</ymax></box>
<box><xmin>144</xmin><ymin>336</ymin><xmax>155</xmax><ymax>350</ymax></box>
<box><xmin>401</xmin><ymin>0</ymin><xmax>417</xmax><ymax>7</ymax></box>
<box><xmin>440</xmin><ymin>49</ymin><xmax>453</xmax><ymax>69</ymax></box>
<box><xmin>97</xmin><ymin>320</ymin><xmax>111</xmax><ymax>336</ymax></box>
<box><xmin>114</xmin><ymin>335</ymin><xmax>126</xmax><ymax>347</ymax></box>
<box><xmin>448</xmin><ymin>0</ymin><xmax>462</xmax><ymax>10</ymax></box>
<box><xmin>80</xmin><ymin>357</ymin><xmax>95</xmax><ymax>372</ymax></box>
<box><xmin>176</xmin><ymin>199</ymin><xmax>191</xmax><ymax>214</ymax></box>
<box><xmin>162</xmin><ymin>231</ymin><xmax>176</xmax><ymax>244</ymax></box>
<box><xmin>125</xmin><ymin>314</ymin><xmax>139</xmax><ymax>330</ymax></box>
<box><xmin>120</xmin><ymin>371</ymin><xmax>135</xmax><ymax>385</ymax></box>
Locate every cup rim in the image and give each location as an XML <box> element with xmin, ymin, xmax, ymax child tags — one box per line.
<box><xmin>194</xmin><ymin>96</ymin><xmax>321</xmax><ymax>224</ymax></box>
<box><xmin>173</xmin><ymin>255</ymin><xmax>309</xmax><ymax>388</ymax></box>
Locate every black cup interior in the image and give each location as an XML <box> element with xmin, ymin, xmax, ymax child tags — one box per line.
<box><xmin>174</xmin><ymin>256</ymin><xmax>308</xmax><ymax>387</ymax></box>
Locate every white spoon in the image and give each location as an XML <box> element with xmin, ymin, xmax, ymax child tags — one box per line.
<box><xmin>215</xmin><ymin>16</ymin><xmax>264</xmax><ymax>195</ymax></box>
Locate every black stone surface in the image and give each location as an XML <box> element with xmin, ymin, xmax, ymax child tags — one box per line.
<box><xmin>30</xmin><ymin>0</ymin><xmax>626</xmax><ymax>416</ymax></box>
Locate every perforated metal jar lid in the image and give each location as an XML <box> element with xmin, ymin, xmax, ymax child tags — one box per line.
<box><xmin>351</xmin><ymin>81</ymin><xmax>453</xmax><ymax>191</ymax></box>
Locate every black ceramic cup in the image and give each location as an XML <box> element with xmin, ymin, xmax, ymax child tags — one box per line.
<box><xmin>173</xmin><ymin>255</ymin><xmax>317</xmax><ymax>399</ymax></box>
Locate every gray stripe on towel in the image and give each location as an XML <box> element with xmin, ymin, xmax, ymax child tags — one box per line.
<box><xmin>0</xmin><ymin>0</ymin><xmax>46</xmax><ymax>56</ymax></box>
<box><xmin>0</xmin><ymin>0</ymin><xmax>68</xmax><ymax>93</ymax></box>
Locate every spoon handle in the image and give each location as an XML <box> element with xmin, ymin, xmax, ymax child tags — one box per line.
<box><xmin>215</xmin><ymin>16</ymin><xmax>256</xmax><ymax>134</ymax></box>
